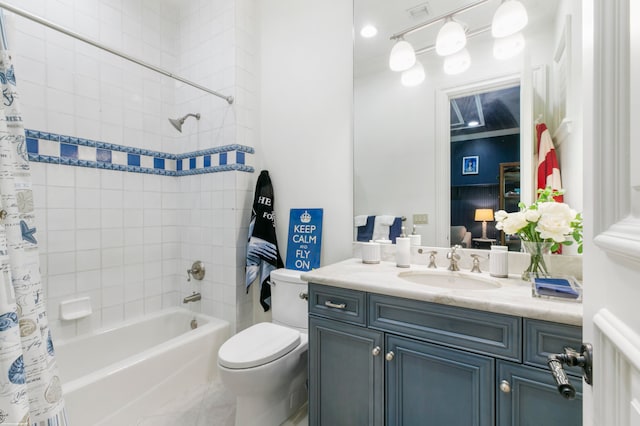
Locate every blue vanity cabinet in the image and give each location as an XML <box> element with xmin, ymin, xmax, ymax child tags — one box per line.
<box><xmin>308</xmin><ymin>283</ymin><xmax>582</xmax><ymax>426</ymax></box>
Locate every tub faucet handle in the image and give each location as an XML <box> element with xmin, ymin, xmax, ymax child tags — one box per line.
<box><xmin>187</xmin><ymin>260</ymin><xmax>205</xmax><ymax>281</ymax></box>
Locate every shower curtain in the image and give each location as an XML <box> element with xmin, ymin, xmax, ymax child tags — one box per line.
<box><xmin>0</xmin><ymin>11</ymin><xmax>68</xmax><ymax>425</ymax></box>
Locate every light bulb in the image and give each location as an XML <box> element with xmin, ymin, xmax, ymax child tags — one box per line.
<box><xmin>360</xmin><ymin>25</ymin><xmax>377</xmax><ymax>38</ymax></box>
<box><xmin>401</xmin><ymin>61</ymin><xmax>425</xmax><ymax>87</ymax></box>
<box><xmin>436</xmin><ymin>20</ymin><xmax>467</xmax><ymax>56</ymax></box>
<box><xmin>389</xmin><ymin>39</ymin><xmax>416</xmax><ymax>71</ymax></box>
<box><xmin>493</xmin><ymin>32</ymin><xmax>525</xmax><ymax>60</ymax></box>
<box><xmin>492</xmin><ymin>0</ymin><xmax>528</xmax><ymax>38</ymax></box>
<box><xmin>443</xmin><ymin>48</ymin><xmax>471</xmax><ymax>75</ymax></box>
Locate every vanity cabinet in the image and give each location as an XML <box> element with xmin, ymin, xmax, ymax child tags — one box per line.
<box><xmin>308</xmin><ymin>283</ymin><xmax>582</xmax><ymax>426</ymax></box>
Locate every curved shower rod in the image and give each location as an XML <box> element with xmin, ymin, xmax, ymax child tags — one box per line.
<box><xmin>0</xmin><ymin>1</ymin><xmax>234</xmax><ymax>105</ymax></box>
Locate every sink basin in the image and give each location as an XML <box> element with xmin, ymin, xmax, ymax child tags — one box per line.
<box><xmin>397</xmin><ymin>271</ymin><xmax>501</xmax><ymax>290</ymax></box>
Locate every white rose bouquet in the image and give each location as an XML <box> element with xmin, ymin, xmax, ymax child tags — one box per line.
<box><xmin>495</xmin><ymin>187</ymin><xmax>583</xmax><ymax>254</ymax></box>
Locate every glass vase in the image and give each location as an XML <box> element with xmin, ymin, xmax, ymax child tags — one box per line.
<box><xmin>521</xmin><ymin>241</ymin><xmax>553</xmax><ymax>281</ymax></box>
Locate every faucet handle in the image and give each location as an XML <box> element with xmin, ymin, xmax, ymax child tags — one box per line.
<box><xmin>418</xmin><ymin>249</ymin><xmax>439</xmax><ymax>268</ymax></box>
<box><xmin>470</xmin><ymin>254</ymin><xmax>483</xmax><ymax>273</ymax></box>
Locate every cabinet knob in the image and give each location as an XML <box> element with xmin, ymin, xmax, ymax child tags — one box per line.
<box><xmin>385</xmin><ymin>351</ymin><xmax>395</xmax><ymax>361</ymax></box>
<box><xmin>499</xmin><ymin>380</ymin><xmax>511</xmax><ymax>393</ymax></box>
<box><xmin>372</xmin><ymin>346</ymin><xmax>381</xmax><ymax>356</ymax></box>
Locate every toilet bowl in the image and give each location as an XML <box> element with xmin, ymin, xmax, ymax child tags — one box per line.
<box><xmin>217</xmin><ymin>269</ymin><xmax>308</xmax><ymax>426</ymax></box>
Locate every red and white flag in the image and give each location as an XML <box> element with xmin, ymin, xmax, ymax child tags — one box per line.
<box><xmin>536</xmin><ymin>123</ymin><xmax>563</xmax><ymax>203</ymax></box>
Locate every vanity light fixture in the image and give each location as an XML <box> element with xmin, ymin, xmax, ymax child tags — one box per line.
<box><xmin>401</xmin><ymin>60</ymin><xmax>426</xmax><ymax>87</ymax></box>
<box><xmin>435</xmin><ymin>18</ymin><xmax>467</xmax><ymax>56</ymax></box>
<box><xmin>491</xmin><ymin>0</ymin><xmax>529</xmax><ymax>38</ymax></box>
<box><xmin>389</xmin><ymin>38</ymin><xmax>416</xmax><ymax>71</ymax></box>
<box><xmin>493</xmin><ymin>31</ymin><xmax>526</xmax><ymax>60</ymax></box>
<box><xmin>360</xmin><ymin>24</ymin><xmax>378</xmax><ymax>38</ymax></box>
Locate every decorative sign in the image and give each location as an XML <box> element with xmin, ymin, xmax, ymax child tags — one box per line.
<box><xmin>286</xmin><ymin>208</ymin><xmax>323</xmax><ymax>271</ymax></box>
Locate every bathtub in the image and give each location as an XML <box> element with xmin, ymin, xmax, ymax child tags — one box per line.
<box><xmin>55</xmin><ymin>307</ymin><xmax>230</xmax><ymax>426</ymax></box>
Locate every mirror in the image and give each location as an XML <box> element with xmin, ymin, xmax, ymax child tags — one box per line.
<box><xmin>354</xmin><ymin>0</ymin><xmax>581</xmax><ymax>249</ymax></box>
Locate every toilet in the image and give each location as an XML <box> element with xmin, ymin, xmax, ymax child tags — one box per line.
<box><xmin>218</xmin><ymin>268</ymin><xmax>308</xmax><ymax>426</ymax></box>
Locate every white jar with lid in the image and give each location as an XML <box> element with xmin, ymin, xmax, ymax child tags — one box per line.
<box><xmin>490</xmin><ymin>245</ymin><xmax>509</xmax><ymax>278</ymax></box>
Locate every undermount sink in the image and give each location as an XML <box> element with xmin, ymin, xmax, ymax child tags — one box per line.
<box><xmin>397</xmin><ymin>270</ymin><xmax>502</xmax><ymax>290</ymax></box>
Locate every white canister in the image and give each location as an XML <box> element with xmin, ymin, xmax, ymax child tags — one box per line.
<box><xmin>490</xmin><ymin>245</ymin><xmax>509</xmax><ymax>278</ymax></box>
<box><xmin>395</xmin><ymin>237</ymin><xmax>411</xmax><ymax>268</ymax></box>
<box><xmin>409</xmin><ymin>234</ymin><xmax>421</xmax><ymax>246</ymax></box>
<box><xmin>361</xmin><ymin>242</ymin><xmax>381</xmax><ymax>264</ymax></box>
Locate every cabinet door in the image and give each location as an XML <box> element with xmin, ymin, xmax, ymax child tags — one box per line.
<box><xmin>497</xmin><ymin>361</ymin><xmax>582</xmax><ymax>426</ymax></box>
<box><xmin>309</xmin><ymin>316</ymin><xmax>384</xmax><ymax>426</ymax></box>
<box><xmin>386</xmin><ymin>335</ymin><xmax>494</xmax><ymax>426</ymax></box>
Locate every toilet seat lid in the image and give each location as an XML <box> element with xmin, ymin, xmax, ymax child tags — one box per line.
<box><xmin>218</xmin><ymin>322</ymin><xmax>301</xmax><ymax>369</ymax></box>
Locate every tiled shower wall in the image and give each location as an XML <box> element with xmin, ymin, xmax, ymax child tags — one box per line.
<box><xmin>6</xmin><ymin>0</ymin><xmax>258</xmax><ymax>337</ymax></box>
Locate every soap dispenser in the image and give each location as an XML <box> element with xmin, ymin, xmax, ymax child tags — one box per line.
<box><xmin>396</xmin><ymin>226</ymin><xmax>411</xmax><ymax>268</ymax></box>
<box><xmin>409</xmin><ymin>225</ymin><xmax>421</xmax><ymax>246</ymax></box>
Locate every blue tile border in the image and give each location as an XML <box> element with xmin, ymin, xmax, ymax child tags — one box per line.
<box><xmin>24</xmin><ymin>128</ymin><xmax>255</xmax><ymax>176</ymax></box>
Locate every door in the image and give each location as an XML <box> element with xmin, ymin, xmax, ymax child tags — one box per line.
<box><xmin>308</xmin><ymin>316</ymin><xmax>384</xmax><ymax>426</ymax></box>
<box><xmin>583</xmin><ymin>0</ymin><xmax>640</xmax><ymax>424</ymax></box>
<box><xmin>497</xmin><ymin>361</ymin><xmax>582</xmax><ymax>426</ymax></box>
<box><xmin>386</xmin><ymin>335</ymin><xmax>494</xmax><ymax>426</ymax></box>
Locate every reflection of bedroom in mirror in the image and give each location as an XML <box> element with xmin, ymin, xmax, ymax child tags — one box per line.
<box><xmin>450</xmin><ymin>85</ymin><xmax>520</xmax><ymax>250</ymax></box>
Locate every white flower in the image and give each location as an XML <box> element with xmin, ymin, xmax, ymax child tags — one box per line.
<box><xmin>535</xmin><ymin>202</ymin><xmax>575</xmax><ymax>242</ymax></box>
<box><xmin>494</xmin><ymin>210</ymin><xmax>508</xmax><ymax>222</ymax></box>
<box><xmin>501</xmin><ymin>211</ymin><xmax>528</xmax><ymax>234</ymax></box>
<box><xmin>524</xmin><ymin>209</ymin><xmax>541</xmax><ymax>223</ymax></box>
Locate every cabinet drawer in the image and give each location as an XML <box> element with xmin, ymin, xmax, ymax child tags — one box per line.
<box><xmin>524</xmin><ymin>319</ymin><xmax>582</xmax><ymax>377</ymax></box>
<box><xmin>369</xmin><ymin>293</ymin><xmax>522</xmax><ymax>361</ymax></box>
<box><xmin>309</xmin><ymin>284</ymin><xmax>366</xmax><ymax>325</ymax></box>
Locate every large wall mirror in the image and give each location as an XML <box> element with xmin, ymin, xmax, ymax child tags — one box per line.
<box><xmin>354</xmin><ymin>0</ymin><xmax>583</xmax><ymax>252</ymax></box>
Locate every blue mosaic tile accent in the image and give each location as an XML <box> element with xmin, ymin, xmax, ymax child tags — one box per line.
<box><xmin>60</xmin><ymin>144</ymin><xmax>78</xmax><ymax>159</ymax></box>
<box><xmin>24</xmin><ymin>129</ymin><xmax>254</xmax><ymax>176</ymax></box>
<box><xmin>96</xmin><ymin>148</ymin><xmax>112</xmax><ymax>163</ymax></box>
<box><xmin>128</xmin><ymin>154</ymin><xmax>140</xmax><ymax>166</ymax></box>
<box><xmin>26</xmin><ymin>138</ymin><xmax>38</xmax><ymax>154</ymax></box>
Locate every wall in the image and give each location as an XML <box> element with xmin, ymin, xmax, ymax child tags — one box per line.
<box><xmin>257</xmin><ymin>0</ymin><xmax>353</xmax><ymax>269</ymax></box>
<box><xmin>7</xmin><ymin>0</ymin><xmax>258</xmax><ymax>337</ymax></box>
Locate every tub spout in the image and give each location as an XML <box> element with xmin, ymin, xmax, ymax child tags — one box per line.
<box><xmin>183</xmin><ymin>292</ymin><xmax>201</xmax><ymax>303</ymax></box>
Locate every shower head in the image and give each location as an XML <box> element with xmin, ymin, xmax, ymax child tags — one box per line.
<box><xmin>168</xmin><ymin>113</ymin><xmax>201</xmax><ymax>133</ymax></box>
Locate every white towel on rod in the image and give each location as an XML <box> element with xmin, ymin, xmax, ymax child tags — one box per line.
<box><xmin>354</xmin><ymin>215</ymin><xmax>368</xmax><ymax>227</ymax></box>
<box><xmin>372</xmin><ymin>215</ymin><xmax>396</xmax><ymax>241</ymax></box>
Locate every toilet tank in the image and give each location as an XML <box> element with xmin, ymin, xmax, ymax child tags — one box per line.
<box><xmin>270</xmin><ymin>268</ymin><xmax>308</xmax><ymax>331</ymax></box>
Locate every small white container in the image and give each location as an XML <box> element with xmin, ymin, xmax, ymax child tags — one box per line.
<box><xmin>409</xmin><ymin>234</ymin><xmax>421</xmax><ymax>246</ymax></box>
<box><xmin>361</xmin><ymin>241</ymin><xmax>381</xmax><ymax>264</ymax></box>
<box><xmin>490</xmin><ymin>245</ymin><xmax>509</xmax><ymax>278</ymax></box>
<box><xmin>395</xmin><ymin>237</ymin><xmax>411</xmax><ymax>268</ymax></box>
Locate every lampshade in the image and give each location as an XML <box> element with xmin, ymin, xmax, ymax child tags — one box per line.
<box><xmin>435</xmin><ymin>19</ymin><xmax>467</xmax><ymax>56</ymax></box>
<box><xmin>443</xmin><ymin>48</ymin><xmax>471</xmax><ymax>75</ymax></box>
<box><xmin>491</xmin><ymin>0</ymin><xmax>529</xmax><ymax>38</ymax></box>
<box><xmin>401</xmin><ymin>61</ymin><xmax>425</xmax><ymax>87</ymax></box>
<box><xmin>389</xmin><ymin>39</ymin><xmax>416</xmax><ymax>72</ymax></box>
<box><xmin>493</xmin><ymin>31</ymin><xmax>525</xmax><ymax>60</ymax></box>
<box><xmin>475</xmin><ymin>209</ymin><xmax>494</xmax><ymax>222</ymax></box>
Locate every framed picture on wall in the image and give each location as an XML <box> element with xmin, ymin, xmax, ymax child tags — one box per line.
<box><xmin>462</xmin><ymin>156</ymin><xmax>479</xmax><ymax>175</ymax></box>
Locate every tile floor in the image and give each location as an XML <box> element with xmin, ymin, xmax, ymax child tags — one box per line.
<box><xmin>136</xmin><ymin>379</ymin><xmax>308</xmax><ymax>426</ymax></box>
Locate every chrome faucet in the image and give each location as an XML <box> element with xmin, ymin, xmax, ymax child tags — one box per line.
<box><xmin>183</xmin><ymin>292</ymin><xmax>201</xmax><ymax>304</ymax></box>
<box><xmin>447</xmin><ymin>245</ymin><xmax>461</xmax><ymax>271</ymax></box>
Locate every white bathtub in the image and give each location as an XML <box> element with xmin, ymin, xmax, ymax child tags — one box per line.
<box><xmin>55</xmin><ymin>307</ymin><xmax>230</xmax><ymax>426</ymax></box>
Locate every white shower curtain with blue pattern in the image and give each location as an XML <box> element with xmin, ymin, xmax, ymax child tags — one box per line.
<box><xmin>0</xmin><ymin>11</ymin><xmax>68</xmax><ymax>426</ymax></box>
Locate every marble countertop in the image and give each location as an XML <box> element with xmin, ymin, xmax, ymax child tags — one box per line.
<box><xmin>301</xmin><ymin>258</ymin><xmax>583</xmax><ymax>326</ymax></box>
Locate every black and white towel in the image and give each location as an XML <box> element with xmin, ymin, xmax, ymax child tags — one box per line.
<box><xmin>245</xmin><ymin>170</ymin><xmax>283</xmax><ymax>311</ymax></box>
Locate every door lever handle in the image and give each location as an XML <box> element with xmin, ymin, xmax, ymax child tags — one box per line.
<box><xmin>547</xmin><ymin>343</ymin><xmax>593</xmax><ymax>399</ymax></box>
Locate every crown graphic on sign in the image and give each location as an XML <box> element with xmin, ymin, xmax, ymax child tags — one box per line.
<box><xmin>300</xmin><ymin>210</ymin><xmax>312</xmax><ymax>223</ymax></box>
